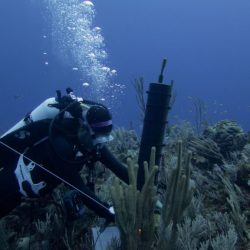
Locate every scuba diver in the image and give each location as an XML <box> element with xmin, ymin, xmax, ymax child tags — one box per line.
<box><xmin>0</xmin><ymin>88</ymin><xmax>129</xmax><ymax>222</ymax></box>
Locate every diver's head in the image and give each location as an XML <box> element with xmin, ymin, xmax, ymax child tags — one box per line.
<box><xmin>86</xmin><ymin>105</ymin><xmax>113</xmax><ymax>145</ymax></box>
<box><xmin>77</xmin><ymin>104</ymin><xmax>113</xmax><ymax>151</ymax></box>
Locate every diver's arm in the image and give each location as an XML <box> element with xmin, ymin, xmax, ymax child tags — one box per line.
<box><xmin>98</xmin><ymin>145</ymin><xmax>129</xmax><ymax>184</ymax></box>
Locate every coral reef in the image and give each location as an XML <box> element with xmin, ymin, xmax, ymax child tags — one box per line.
<box><xmin>0</xmin><ymin>120</ymin><xmax>250</xmax><ymax>250</ymax></box>
<box><xmin>0</xmin><ymin>185</ymin><xmax>94</xmax><ymax>250</ymax></box>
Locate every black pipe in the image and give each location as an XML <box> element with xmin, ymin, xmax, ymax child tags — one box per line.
<box><xmin>137</xmin><ymin>59</ymin><xmax>173</xmax><ymax>190</ymax></box>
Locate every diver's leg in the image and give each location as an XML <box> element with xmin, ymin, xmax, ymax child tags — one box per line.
<box><xmin>0</xmin><ymin>167</ymin><xmax>21</xmax><ymax>217</ymax></box>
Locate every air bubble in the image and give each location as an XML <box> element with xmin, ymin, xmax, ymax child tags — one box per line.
<box><xmin>83</xmin><ymin>1</ymin><xmax>94</xmax><ymax>7</ymax></box>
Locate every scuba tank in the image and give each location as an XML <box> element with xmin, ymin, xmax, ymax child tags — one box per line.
<box><xmin>1</xmin><ymin>97</ymin><xmax>60</xmax><ymax>138</ymax></box>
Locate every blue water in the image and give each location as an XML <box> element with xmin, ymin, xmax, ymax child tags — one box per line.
<box><xmin>0</xmin><ymin>0</ymin><xmax>250</xmax><ymax>133</ymax></box>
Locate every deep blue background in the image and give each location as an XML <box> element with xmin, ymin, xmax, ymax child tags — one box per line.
<box><xmin>0</xmin><ymin>0</ymin><xmax>250</xmax><ymax>134</ymax></box>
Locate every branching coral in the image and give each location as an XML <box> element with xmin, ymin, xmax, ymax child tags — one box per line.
<box><xmin>188</xmin><ymin>137</ymin><xmax>224</xmax><ymax>167</ymax></box>
<box><xmin>242</xmin><ymin>143</ymin><xmax>250</xmax><ymax>161</ymax></box>
<box><xmin>110</xmin><ymin>147</ymin><xmax>158</xmax><ymax>250</ymax></box>
<box><xmin>133</xmin><ymin>77</ymin><xmax>147</xmax><ymax>123</ymax></box>
<box><xmin>0</xmin><ymin>221</ymin><xmax>9</xmax><ymax>250</ymax></box>
<box><xmin>110</xmin><ymin>141</ymin><xmax>193</xmax><ymax>250</ymax></box>
<box><xmin>210</xmin><ymin>227</ymin><xmax>238</xmax><ymax>250</ymax></box>
<box><xmin>157</xmin><ymin>141</ymin><xmax>193</xmax><ymax>250</ymax></box>
<box><xmin>167</xmin><ymin>121</ymin><xmax>195</xmax><ymax>147</ymax></box>
<box><xmin>236</xmin><ymin>162</ymin><xmax>250</xmax><ymax>189</ymax></box>
<box><xmin>218</xmin><ymin>173</ymin><xmax>250</xmax><ymax>243</ymax></box>
<box><xmin>188</xmin><ymin>96</ymin><xmax>208</xmax><ymax>136</ymax></box>
<box><xmin>108</xmin><ymin>128</ymin><xmax>140</xmax><ymax>162</ymax></box>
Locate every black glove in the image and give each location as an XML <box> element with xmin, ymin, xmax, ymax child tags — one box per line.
<box><xmin>63</xmin><ymin>190</ymin><xmax>86</xmax><ymax>220</ymax></box>
<box><xmin>66</xmin><ymin>100</ymin><xmax>83</xmax><ymax>118</ymax></box>
<box><xmin>50</xmin><ymin>92</ymin><xmax>83</xmax><ymax>119</ymax></box>
<box><xmin>105</xmin><ymin>204</ymin><xmax>115</xmax><ymax>223</ymax></box>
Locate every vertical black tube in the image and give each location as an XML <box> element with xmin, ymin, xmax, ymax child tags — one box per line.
<box><xmin>137</xmin><ymin>74</ymin><xmax>172</xmax><ymax>190</ymax></box>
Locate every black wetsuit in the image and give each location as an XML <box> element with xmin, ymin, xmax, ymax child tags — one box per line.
<box><xmin>0</xmin><ymin>117</ymin><xmax>128</xmax><ymax>221</ymax></box>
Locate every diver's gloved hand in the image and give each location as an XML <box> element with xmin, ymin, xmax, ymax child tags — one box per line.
<box><xmin>63</xmin><ymin>190</ymin><xmax>86</xmax><ymax>220</ymax></box>
<box><xmin>99</xmin><ymin>205</ymin><xmax>115</xmax><ymax>233</ymax></box>
<box><xmin>66</xmin><ymin>100</ymin><xmax>83</xmax><ymax>118</ymax></box>
<box><xmin>154</xmin><ymin>200</ymin><xmax>163</xmax><ymax>214</ymax></box>
<box><xmin>106</xmin><ymin>205</ymin><xmax>115</xmax><ymax>223</ymax></box>
<box><xmin>100</xmin><ymin>202</ymin><xmax>115</xmax><ymax>223</ymax></box>
<box><xmin>52</xmin><ymin>92</ymin><xmax>83</xmax><ymax>118</ymax></box>
<box><xmin>108</xmin><ymin>206</ymin><xmax>115</xmax><ymax>215</ymax></box>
